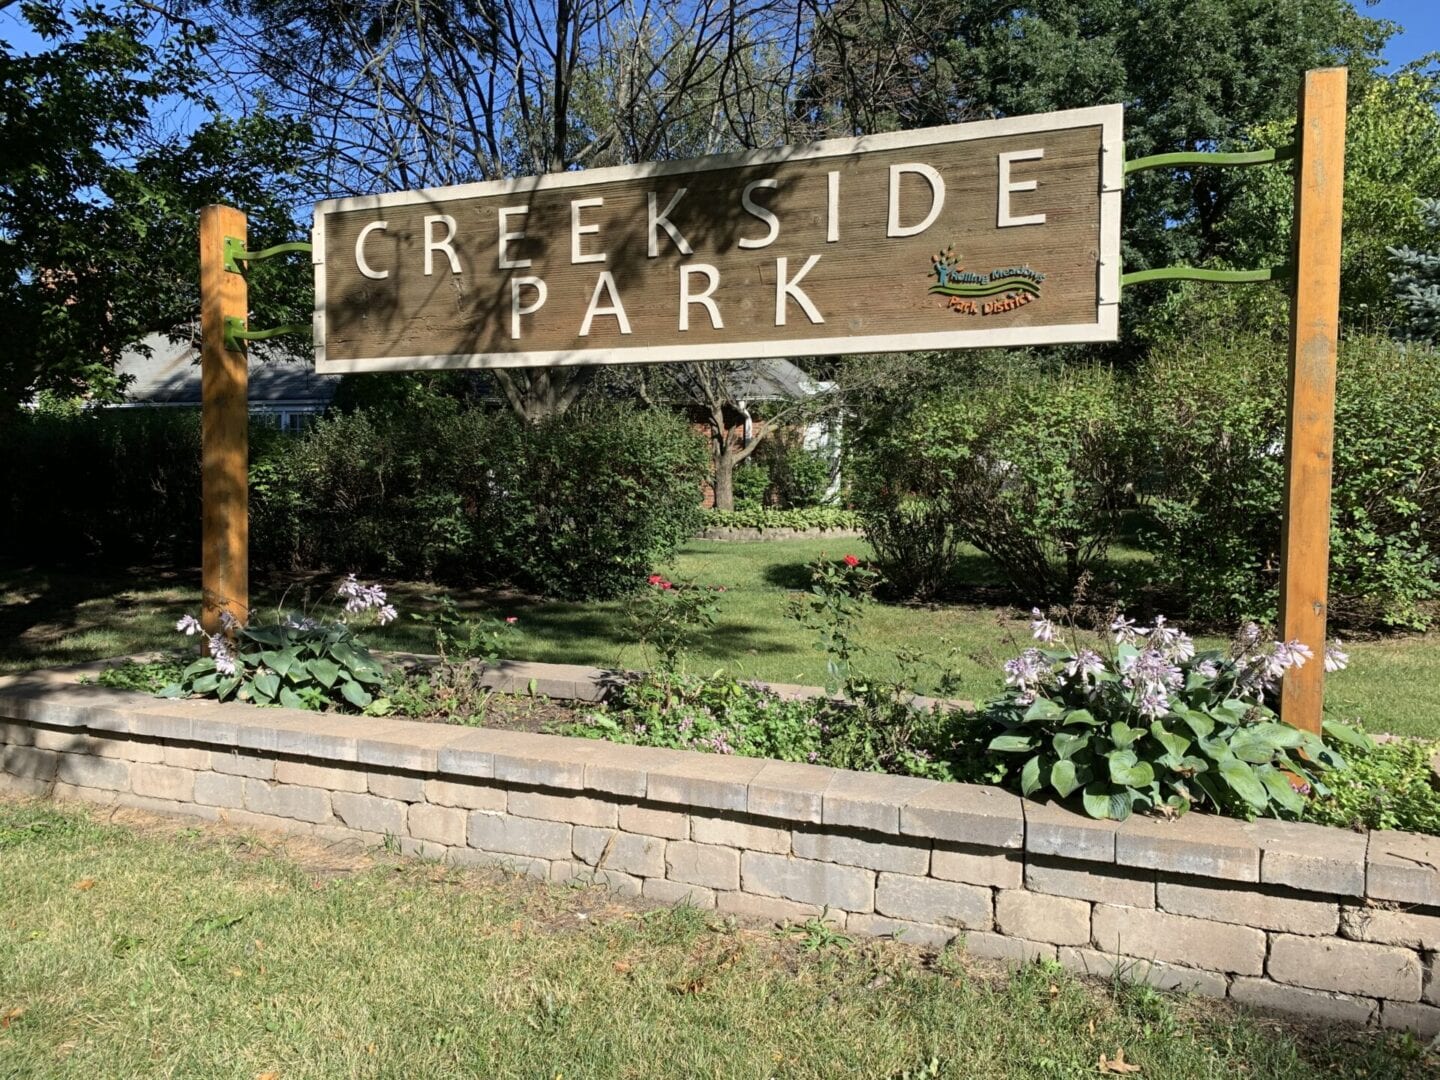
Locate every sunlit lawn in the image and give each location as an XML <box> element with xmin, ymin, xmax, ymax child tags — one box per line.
<box><xmin>1</xmin><ymin>538</ymin><xmax>1437</xmax><ymax>737</ymax></box>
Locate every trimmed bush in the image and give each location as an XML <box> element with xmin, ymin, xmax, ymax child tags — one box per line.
<box><xmin>1140</xmin><ymin>333</ymin><xmax>1440</xmax><ymax>629</ymax></box>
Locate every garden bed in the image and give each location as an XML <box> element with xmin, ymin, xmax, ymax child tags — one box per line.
<box><xmin>2</xmin><ymin>658</ymin><xmax>1438</xmax><ymax>1037</ymax></box>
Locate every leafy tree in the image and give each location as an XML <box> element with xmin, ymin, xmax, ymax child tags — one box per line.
<box><xmin>0</xmin><ymin>1</ymin><xmax>313</xmax><ymax>410</ymax></box>
<box><xmin>1389</xmin><ymin>197</ymin><xmax>1440</xmax><ymax>343</ymax></box>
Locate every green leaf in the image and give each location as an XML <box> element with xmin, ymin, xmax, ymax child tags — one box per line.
<box><xmin>242</xmin><ymin>626</ymin><xmax>284</xmax><ymax>647</ymax></box>
<box><xmin>1081</xmin><ymin>783</ymin><xmax>1134</xmax><ymax>822</ymax></box>
<box><xmin>1174</xmin><ymin>708</ymin><xmax>1216</xmax><ymax>740</ymax></box>
<box><xmin>1218</xmin><ymin>757</ymin><xmax>1269</xmax><ymax>811</ymax></box>
<box><xmin>1052</xmin><ymin>732</ymin><xmax>1090</xmax><ymax>760</ymax></box>
<box><xmin>190</xmin><ymin>673</ymin><xmax>220</xmax><ymax>694</ymax></box>
<box><xmin>1023</xmin><ymin>697</ymin><xmax>1064</xmax><ymax>722</ymax></box>
<box><xmin>1109</xmin><ymin>722</ymin><xmax>1142</xmax><ymax>749</ymax></box>
<box><xmin>1149</xmin><ymin>723</ymin><xmax>1191</xmax><ymax>761</ymax></box>
<box><xmin>1020</xmin><ymin>754</ymin><xmax>1044</xmax><ymax>796</ymax></box>
<box><xmin>1247</xmin><ymin>722</ymin><xmax>1306</xmax><ymax>749</ymax></box>
<box><xmin>1229</xmin><ymin>736</ymin><xmax>1279</xmax><ymax>765</ymax></box>
<box><xmin>156</xmin><ymin>683</ymin><xmax>184</xmax><ymax>698</ymax></box>
<box><xmin>182</xmin><ymin>658</ymin><xmax>215</xmax><ymax>680</ymax></box>
<box><xmin>308</xmin><ymin>657</ymin><xmax>341</xmax><ymax>689</ymax></box>
<box><xmin>278</xmin><ymin>687</ymin><xmax>307</xmax><ymax>710</ymax></box>
<box><xmin>1050</xmin><ymin>759</ymin><xmax>1086</xmax><ymax>797</ymax></box>
<box><xmin>1322</xmin><ymin>719</ymin><xmax>1376</xmax><ymax>752</ymax></box>
<box><xmin>1061</xmin><ymin>708</ymin><xmax>1100</xmax><ymax>727</ymax></box>
<box><xmin>1258</xmin><ymin>766</ymin><xmax>1306</xmax><ymax>815</ymax></box>
<box><xmin>251</xmin><ymin>671</ymin><xmax>280</xmax><ymax>702</ymax></box>
<box><xmin>988</xmin><ymin>734</ymin><xmax>1039</xmax><ymax>753</ymax></box>
<box><xmin>339</xmin><ymin>680</ymin><xmax>373</xmax><ymax>709</ymax></box>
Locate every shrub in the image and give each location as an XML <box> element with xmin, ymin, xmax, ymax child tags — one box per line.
<box><xmin>1304</xmin><ymin>736</ymin><xmax>1440</xmax><ymax>834</ymax></box>
<box><xmin>1140</xmin><ymin>333</ymin><xmax>1440</xmax><ymax>629</ymax></box>
<box><xmin>732</xmin><ymin>462</ymin><xmax>770</xmax><ymax>509</ymax></box>
<box><xmin>850</xmin><ymin>367</ymin><xmax>1138</xmax><ymax>602</ymax></box>
<box><xmin>699</xmin><ymin>507</ymin><xmax>861</xmax><ymax>531</ymax></box>
<box><xmin>978</xmin><ymin>610</ymin><xmax>1366</xmax><ymax>821</ymax></box>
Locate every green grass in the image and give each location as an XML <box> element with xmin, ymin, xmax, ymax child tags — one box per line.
<box><xmin>0</xmin><ymin>798</ymin><xmax>1432</xmax><ymax>1079</ymax></box>
<box><xmin>3</xmin><ymin>538</ymin><xmax>1439</xmax><ymax>736</ymax></box>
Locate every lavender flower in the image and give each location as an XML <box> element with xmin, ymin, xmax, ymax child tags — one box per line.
<box><xmin>376</xmin><ymin>604</ymin><xmax>398</xmax><ymax>626</ymax></box>
<box><xmin>1063</xmin><ymin>649</ymin><xmax>1105</xmax><ymax>686</ymax></box>
<box><xmin>1029</xmin><ymin>607</ymin><xmax>1058</xmax><ymax>644</ymax></box>
<box><xmin>807</xmin><ymin>751</ymin><xmax>820</xmax><ymax>764</ymax></box>
<box><xmin>1004</xmin><ymin>648</ymin><xmax>1049</xmax><ymax>691</ymax></box>
<box><xmin>175</xmin><ymin>614</ymin><xmax>202</xmax><ymax>636</ymax></box>
<box><xmin>1137</xmin><ymin>687</ymin><xmax>1170</xmax><ymax>719</ymax></box>
<box><xmin>219</xmin><ymin>609</ymin><xmax>241</xmax><ymax>632</ymax></box>
<box><xmin>1194</xmin><ymin>659</ymin><xmax>1220</xmax><ymax>680</ymax></box>
<box><xmin>1144</xmin><ymin>614</ymin><xmax>1181</xmax><ymax>653</ymax></box>
<box><xmin>1324</xmin><ymin>641</ymin><xmax>1349</xmax><ymax>673</ymax></box>
<box><xmin>338</xmin><ymin>573</ymin><xmax>389</xmax><ymax>615</ymax></box>
<box><xmin>1126</xmin><ymin>648</ymin><xmax>1183</xmax><ymax>692</ymax></box>
<box><xmin>1111</xmin><ymin>615</ymin><xmax>1138</xmax><ymax>644</ymax></box>
<box><xmin>207</xmin><ymin>634</ymin><xmax>237</xmax><ymax>677</ymax></box>
<box><xmin>1168</xmin><ymin>632</ymin><xmax>1196</xmax><ymax>663</ymax></box>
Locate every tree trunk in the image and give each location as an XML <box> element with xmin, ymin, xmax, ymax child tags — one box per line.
<box><xmin>713</xmin><ymin>445</ymin><xmax>736</xmax><ymax>511</ymax></box>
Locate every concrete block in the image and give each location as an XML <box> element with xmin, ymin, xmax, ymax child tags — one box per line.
<box><xmin>448</xmin><ymin>847</ymin><xmax>550</xmax><ymax>880</ymax></box>
<box><xmin>747</xmin><ymin>760</ymin><xmax>835</xmax><ymax>823</ymax></box>
<box><xmin>510</xmin><ymin>790</ymin><xmax>618</xmax><ymax>828</ymax></box>
<box><xmin>268</xmin><ymin>715</ymin><xmax>358</xmax><ymax>760</ymax></box>
<box><xmin>1229</xmin><ymin>977</ymin><xmax>1377</xmax><ymax>1025</ymax></box>
<box><xmin>434</xmin><ymin>731</ymin><xmax>495</xmax><ymax>780</ymax></box>
<box><xmin>1024</xmin><ymin>799</ymin><xmax>1118</xmax><ymax>863</ymax></box>
<box><xmin>0</xmin><ymin>775</ymin><xmax>53</xmax><ymax>797</ymax></box>
<box><xmin>398</xmin><ymin>837</ymin><xmax>450</xmax><ymax>861</ymax></box>
<box><xmin>194</xmin><ymin>771</ymin><xmax>245</xmax><ymax>809</ymax></box>
<box><xmin>1339</xmin><ymin>905</ymin><xmax>1440</xmax><ymax>950</ymax></box>
<box><xmin>691</xmin><ymin>812</ymin><xmax>790</xmax><ymax>854</ymax></box>
<box><xmin>552</xmin><ymin>862</ymin><xmax>643</xmax><ymax>898</ymax></box>
<box><xmin>962</xmin><ymin>932</ymin><xmax>1058</xmax><ymax>965</ymax></box>
<box><xmin>367</xmin><ymin>772</ymin><xmax>427</xmax><ymax>802</ymax></box>
<box><xmin>424</xmin><ymin>778</ymin><xmax>506</xmax><ymax>812</ymax></box>
<box><xmin>995</xmin><ymin>890</ymin><xmax>1091</xmax><ymax>945</ymax></box>
<box><xmin>113</xmin><ymin>792</ymin><xmax>220</xmax><ymax>823</ymax></box>
<box><xmin>56</xmin><ymin>753</ymin><xmax>130</xmax><ymax>792</ymax></box>
<box><xmin>822</xmin><ymin>772</ymin><xmax>937</xmax><ymax>834</ymax></box>
<box><xmin>580</xmin><ymin>742</ymin><xmax>650</xmax><ymax>799</ymax></box>
<box><xmin>243</xmin><ymin>779</ymin><xmax>331</xmax><ymax>824</ymax></box>
<box><xmin>356</xmin><ymin>721</ymin><xmax>459</xmax><ymax>772</ymax></box>
<box><xmin>901</xmin><ymin>783</ymin><xmax>1024</xmax><ymax>849</ymax></box>
<box><xmin>846</xmin><ymin>913</ymin><xmax>957</xmax><ymax>950</ymax></box>
<box><xmin>1381</xmin><ymin>1000</ymin><xmax>1440</xmax><ymax>1039</ymax></box>
<box><xmin>1114</xmin><ymin>815</ymin><xmax>1259</xmax><ymax>882</ymax></box>
<box><xmin>1157</xmin><ymin>879</ymin><xmax>1338</xmax><ymax>935</ymax></box>
<box><xmin>932</xmin><ymin>843</ymin><xmax>1023</xmax><ymax>889</ymax></box>
<box><xmin>1252</xmin><ymin>819</ymin><xmax>1367</xmax><ymax>896</ymax></box>
<box><xmin>742</xmin><ymin>852</ymin><xmax>874</xmax><ymax>911</ymax></box>
<box><xmin>275</xmin><ymin>760</ymin><xmax>368</xmax><ymax>794</ymax></box>
<box><xmin>618</xmin><ymin>803</ymin><xmax>689</xmax><ymax>840</ymax></box>
<box><xmin>211</xmin><ymin>750</ymin><xmax>275</xmax><ymax>780</ymax></box>
<box><xmin>642</xmin><ymin>878</ymin><xmax>717</xmax><ymax>909</ymax></box>
<box><xmin>218</xmin><ymin>807</ymin><xmax>315</xmax><ymax>837</ymax></box>
<box><xmin>874</xmin><ymin>873</ymin><xmax>991</xmax><ymax>930</ymax></box>
<box><xmin>161</xmin><ymin>745</ymin><xmax>212</xmax><ymax>770</ymax></box>
<box><xmin>1368</xmin><ymin>831</ymin><xmax>1440</xmax><ymax>907</ymax></box>
<box><xmin>791</xmin><ymin>828</ymin><xmax>929</xmax><ymax>875</ymax></box>
<box><xmin>103</xmin><ymin>738</ymin><xmax>164</xmax><ymax>764</ymax></box>
<box><xmin>717</xmin><ymin>891</ymin><xmax>838</xmax><ymax>927</ymax></box>
<box><xmin>666</xmin><ymin>841</ymin><xmax>740</xmax><ymax>890</ymax></box>
<box><xmin>647</xmin><ymin>754</ymin><xmax>763</xmax><ymax>812</ymax></box>
<box><xmin>1025</xmin><ymin>856</ymin><xmax>1154</xmax><ymax>908</ymax></box>
<box><xmin>130</xmin><ymin>763</ymin><xmax>195</xmax><ymax>803</ymax></box>
<box><xmin>486</xmin><ymin>730</ymin><xmax>590</xmax><ymax>790</ymax></box>
<box><xmin>1091</xmin><ymin>904</ymin><xmax>1264</xmax><ymax>975</ymax></box>
<box><xmin>52</xmin><ymin>780</ymin><xmax>117</xmax><ymax>807</ymax></box>
<box><xmin>2</xmin><ymin>746</ymin><xmax>59</xmax><ymax>781</ymax></box>
<box><xmin>332</xmin><ymin>792</ymin><xmax>407</xmax><ymax>836</ymax></box>
<box><xmin>1058</xmin><ymin>947</ymin><xmax>1228</xmax><ymax>997</ymax></box>
<box><xmin>1268</xmin><ymin>934</ymin><xmax>1422</xmax><ymax>1001</ymax></box>
<box><xmin>407</xmin><ymin>803</ymin><xmax>468</xmax><ymax>846</ymax></box>
<box><xmin>467</xmin><ymin>811</ymin><xmax>572</xmax><ymax>860</ymax></box>
<box><xmin>572</xmin><ymin>826</ymin><xmax>666</xmax><ymax>877</ymax></box>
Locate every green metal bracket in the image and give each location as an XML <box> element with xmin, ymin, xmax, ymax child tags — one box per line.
<box><xmin>223</xmin><ymin>236</ymin><xmax>314</xmax><ymax>273</ymax></box>
<box><xmin>1123</xmin><ymin>145</ymin><xmax>1296</xmax><ymax>176</ymax></box>
<box><xmin>223</xmin><ymin>315</ymin><xmax>312</xmax><ymax>350</ymax></box>
<box><xmin>1120</xmin><ymin>265</ymin><xmax>1291</xmax><ymax>289</ymax></box>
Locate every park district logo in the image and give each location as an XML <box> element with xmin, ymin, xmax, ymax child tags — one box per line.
<box><xmin>929</xmin><ymin>245</ymin><xmax>1045</xmax><ymax>316</ymax></box>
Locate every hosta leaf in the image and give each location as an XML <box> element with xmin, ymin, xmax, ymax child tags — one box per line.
<box><xmin>1106</xmin><ymin>749</ymin><xmax>1138</xmax><ymax>784</ymax></box>
<box><xmin>1062</xmin><ymin>708</ymin><xmax>1100</xmax><ymax>727</ymax></box>
<box><xmin>190</xmin><ymin>673</ymin><xmax>220</xmax><ymax>694</ymax></box>
<box><xmin>182</xmin><ymin>658</ymin><xmax>215</xmax><ymax>680</ymax></box>
<box><xmin>1218</xmin><ymin>757</ymin><xmax>1269</xmax><ymax>811</ymax></box>
<box><xmin>157</xmin><ymin>683</ymin><xmax>184</xmax><ymax>698</ymax></box>
<box><xmin>988</xmin><ymin>734</ymin><xmax>1039</xmax><ymax>754</ymax></box>
<box><xmin>278</xmin><ymin>687</ymin><xmax>308</xmax><ymax>710</ymax></box>
<box><xmin>1246</xmin><ymin>722</ymin><xmax>1306</xmax><ymax>749</ymax></box>
<box><xmin>308</xmin><ymin>658</ymin><xmax>341</xmax><ymax>689</ymax></box>
<box><xmin>1050</xmin><ymin>759</ymin><xmax>1087</xmax><ymax>798</ymax></box>
<box><xmin>216</xmin><ymin>677</ymin><xmax>241</xmax><ymax>702</ymax></box>
<box><xmin>1149</xmin><ymin>723</ymin><xmax>1191</xmax><ymax>760</ymax></box>
<box><xmin>1023</xmin><ymin>697</ymin><xmax>1064</xmax><ymax>722</ymax></box>
<box><xmin>1230</xmin><ymin>736</ymin><xmax>1279</xmax><ymax>765</ymax></box>
<box><xmin>1109</xmin><ymin>722</ymin><xmax>1142</xmax><ymax>749</ymax></box>
<box><xmin>339</xmin><ymin>679</ymin><xmax>373</xmax><ymax>709</ymax></box>
<box><xmin>250</xmin><ymin>672</ymin><xmax>280</xmax><ymax>702</ymax></box>
<box><xmin>242</xmin><ymin>627</ymin><xmax>283</xmax><ymax>647</ymax></box>
<box><xmin>1257</xmin><ymin>765</ymin><xmax>1306</xmax><ymax>815</ymax></box>
<box><xmin>1020</xmin><ymin>755</ymin><xmax>1044</xmax><ymax>797</ymax></box>
<box><xmin>1082</xmin><ymin>783</ymin><xmax>1134</xmax><ymax>822</ymax></box>
<box><xmin>1321</xmin><ymin>719</ymin><xmax>1375</xmax><ymax>752</ymax></box>
<box><xmin>1174</xmin><ymin>708</ymin><xmax>1215</xmax><ymax>740</ymax></box>
<box><xmin>1052</xmin><ymin>732</ymin><xmax>1090</xmax><ymax>760</ymax></box>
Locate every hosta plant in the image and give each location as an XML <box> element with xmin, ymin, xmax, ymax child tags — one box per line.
<box><xmin>162</xmin><ymin>574</ymin><xmax>394</xmax><ymax>711</ymax></box>
<box><xmin>980</xmin><ymin>611</ymin><xmax>1370</xmax><ymax>821</ymax></box>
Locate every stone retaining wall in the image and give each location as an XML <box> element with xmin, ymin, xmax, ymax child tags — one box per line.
<box><xmin>1</xmin><ymin>664</ymin><xmax>1436</xmax><ymax>1037</ymax></box>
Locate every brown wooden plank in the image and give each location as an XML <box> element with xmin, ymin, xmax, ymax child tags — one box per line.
<box><xmin>1279</xmin><ymin>68</ymin><xmax>1348</xmax><ymax>734</ymax></box>
<box><xmin>199</xmin><ymin>204</ymin><xmax>249</xmax><ymax>636</ymax></box>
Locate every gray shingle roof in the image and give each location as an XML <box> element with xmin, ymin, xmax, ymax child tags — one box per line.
<box><xmin>115</xmin><ymin>331</ymin><xmax>339</xmax><ymax>406</ymax></box>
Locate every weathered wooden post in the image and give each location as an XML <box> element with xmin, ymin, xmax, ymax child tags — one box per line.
<box><xmin>1278</xmin><ymin>68</ymin><xmax>1347</xmax><ymax>735</ymax></box>
<box><xmin>198</xmin><ymin>204</ymin><xmax>249</xmax><ymax>634</ymax></box>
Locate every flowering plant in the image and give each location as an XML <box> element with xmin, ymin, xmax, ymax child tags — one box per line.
<box><xmin>979</xmin><ymin>610</ymin><xmax>1370</xmax><ymax>821</ymax></box>
<box><xmin>163</xmin><ymin>574</ymin><xmax>394</xmax><ymax>711</ymax></box>
<box><xmin>786</xmin><ymin>554</ymin><xmax>880</xmax><ymax>691</ymax></box>
<box><xmin>415</xmin><ymin>593</ymin><xmax>520</xmax><ymax>666</ymax></box>
<box><xmin>627</xmin><ymin>573</ymin><xmax>725</xmax><ymax>674</ymax></box>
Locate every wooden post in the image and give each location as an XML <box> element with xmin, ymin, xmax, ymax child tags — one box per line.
<box><xmin>199</xmin><ymin>204</ymin><xmax>249</xmax><ymax>635</ymax></box>
<box><xmin>1279</xmin><ymin>68</ymin><xmax>1347</xmax><ymax>734</ymax></box>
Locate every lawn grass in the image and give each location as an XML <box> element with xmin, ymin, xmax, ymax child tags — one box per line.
<box><xmin>0</xmin><ymin>797</ymin><xmax>1433</xmax><ymax>1079</ymax></box>
<box><xmin>2</xmin><ymin>538</ymin><xmax>1438</xmax><ymax>737</ymax></box>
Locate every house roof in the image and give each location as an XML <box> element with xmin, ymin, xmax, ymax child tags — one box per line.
<box><xmin>724</xmin><ymin>359</ymin><xmax>831</xmax><ymax>401</ymax></box>
<box><xmin>114</xmin><ymin>331</ymin><xmax>340</xmax><ymax>406</ymax></box>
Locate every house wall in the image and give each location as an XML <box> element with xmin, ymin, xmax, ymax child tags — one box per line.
<box><xmin>1</xmin><ymin>668</ymin><xmax>1436</xmax><ymax>1037</ymax></box>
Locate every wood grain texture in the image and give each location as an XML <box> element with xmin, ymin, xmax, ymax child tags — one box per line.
<box><xmin>318</xmin><ymin>122</ymin><xmax>1110</xmax><ymax>369</ymax></box>
<box><xmin>1279</xmin><ymin>68</ymin><xmax>1347</xmax><ymax>734</ymax></box>
<box><xmin>199</xmin><ymin>204</ymin><xmax>249</xmax><ymax>636</ymax></box>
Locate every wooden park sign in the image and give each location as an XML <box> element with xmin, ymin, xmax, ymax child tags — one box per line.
<box><xmin>309</xmin><ymin>105</ymin><xmax>1122</xmax><ymax>373</ymax></box>
<box><xmin>202</xmin><ymin>70</ymin><xmax>1345</xmax><ymax>735</ymax></box>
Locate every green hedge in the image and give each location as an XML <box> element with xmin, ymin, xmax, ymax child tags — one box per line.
<box><xmin>699</xmin><ymin>507</ymin><xmax>861</xmax><ymax>532</ymax></box>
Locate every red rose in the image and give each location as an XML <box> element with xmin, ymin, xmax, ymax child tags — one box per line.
<box><xmin>505</xmin><ymin>616</ymin><xmax>518</xmax><ymax>624</ymax></box>
<box><xmin>647</xmin><ymin>574</ymin><xmax>664</xmax><ymax>586</ymax></box>
<box><xmin>660</xmin><ymin>581</ymin><xmax>673</xmax><ymax>590</ymax></box>
<box><xmin>843</xmin><ymin>554</ymin><xmax>860</xmax><ymax>567</ymax></box>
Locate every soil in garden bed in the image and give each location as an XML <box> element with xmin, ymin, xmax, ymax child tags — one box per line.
<box><xmin>404</xmin><ymin>691</ymin><xmax>586</xmax><ymax>734</ymax></box>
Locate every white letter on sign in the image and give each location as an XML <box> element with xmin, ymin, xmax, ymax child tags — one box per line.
<box><xmin>355</xmin><ymin>220</ymin><xmax>389</xmax><ymax>280</ymax></box>
<box><xmin>679</xmin><ymin>264</ymin><xmax>723</xmax><ymax>330</ymax></box>
<box><xmin>423</xmin><ymin>214</ymin><xmax>461</xmax><ymax>276</ymax></box>
<box><xmin>997</xmin><ymin>149</ymin><xmax>1046</xmax><ymax>227</ymax></box>
<box><xmin>648</xmin><ymin>189</ymin><xmax>693</xmax><ymax>257</ymax></box>
<box><xmin>498</xmin><ymin>206</ymin><xmax>532</xmax><ymax>268</ymax></box>
<box><xmin>775</xmin><ymin>255</ymin><xmax>824</xmax><ymax>326</ymax></box>
<box><xmin>570</xmin><ymin>197</ymin><xmax>606</xmax><ymax>264</ymax></box>
<box><xmin>887</xmin><ymin>164</ymin><xmax>944</xmax><ymax>237</ymax></box>
<box><xmin>738</xmin><ymin>179</ymin><xmax>779</xmax><ymax>249</ymax></box>
<box><xmin>579</xmin><ymin>271</ymin><xmax>633</xmax><ymax>336</ymax></box>
<box><xmin>510</xmin><ymin>276</ymin><xmax>546</xmax><ymax>339</ymax></box>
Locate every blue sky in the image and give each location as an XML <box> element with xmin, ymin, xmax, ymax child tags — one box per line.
<box><xmin>1370</xmin><ymin>0</ymin><xmax>1439</xmax><ymax>69</ymax></box>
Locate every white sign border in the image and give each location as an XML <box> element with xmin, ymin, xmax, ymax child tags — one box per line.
<box><xmin>311</xmin><ymin>104</ymin><xmax>1123</xmax><ymax>374</ymax></box>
